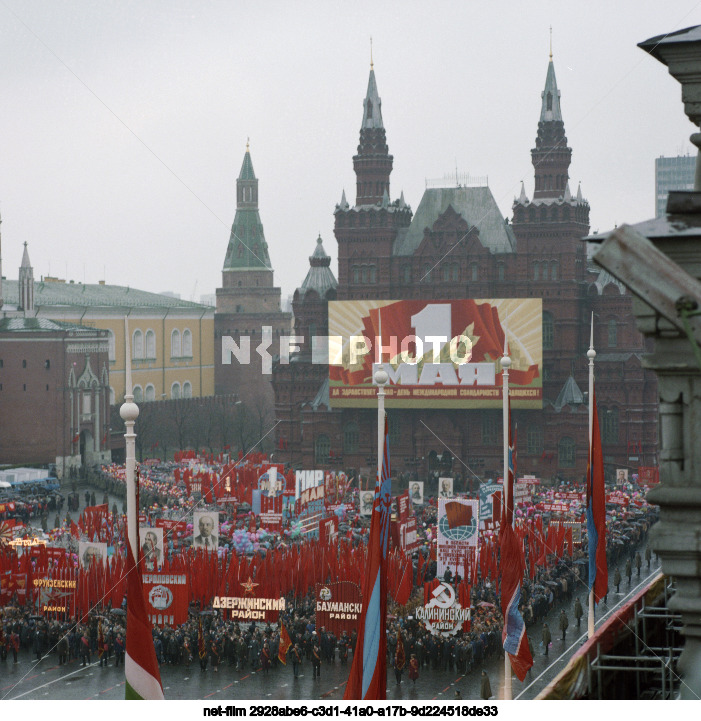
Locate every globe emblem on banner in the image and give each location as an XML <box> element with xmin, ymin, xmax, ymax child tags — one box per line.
<box><xmin>438</xmin><ymin>514</ymin><xmax>477</xmax><ymax>541</ymax></box>
<box><xmin>149</xmin><ymin>585</ymin><xmax>173</xmax><ymax>610</ymax></box>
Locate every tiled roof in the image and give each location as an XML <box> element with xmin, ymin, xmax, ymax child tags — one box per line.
<box><xmin>0</xmin><ymin>316</ymin><xmax>101</xmax><ymax>333</ymax></box>
<box><xmin>2</xmin><ymin>280</ymin><xmax>210</xmax><ymax>310</ymax></box>
<box><xmin>393</xmin><ymin>186</ymin><xmax>516</xmax><ymax>256</ymax></box>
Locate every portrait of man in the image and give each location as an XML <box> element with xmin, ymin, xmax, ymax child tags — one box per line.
<box><xmin>360</xmin><ymin>491</ymin><xmax>375</xmax><ymax>516</ymax></box>
<box><xmin>411</xmin><ymin>482</ymin><xmax>424</xmax><ymax>505</ymax></box>
<box><xmin>139</xmin><ymin>527</ymin><xmax>164</xmax><ymax>569</ymax></box>
<box><xmin>78</xmin><ymin>541</ymin><xmax>106</xmax><ymax>568</ymax></box>
<box><xmin>439</xmin><ymin>478</ymin><xmax>453</xmax><ymax>498</ymax></box>
<box><xmin>616</xmin><ymin>469</ymin><xmax>628</xmax><ymax>484</ymax></box>
<box><xmin>193</xmin><ymin>512</ymin><xmax>218</xmax><ymax>550</ymax></box>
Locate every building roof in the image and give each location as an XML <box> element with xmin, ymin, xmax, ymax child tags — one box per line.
<box><xmin>238</xmin><ymin>148</ymin><xmax>256</xmax><ymax>181</ymax></box>
<box><xmin>361</xmin><ymin>68</ymin><xmax>384</xmax><ymax>130</ymax></box>
<box><xmin>552</xmin><ymin>375</ymin><xmax>584</xmax><ymax>411</ymax></box>
<box><xmin>309</xmin><ymin>377</ymin><xmax>330</xmax><ymax>411</ymax></box>
<box><xmin>20</xmin><ymin>242</ymin><xmax>31</xmax><ymax>269</ymax></box>
<box><xmin>297</xmin><ymin>236</ymin><xmax>338</xmax><ymax>300</ymax></box>
<box><xmin>2</xmin><ymin>279</ymin><xmax>211</xmax><ymax>310</ymax></box>
<box><xmin>540</xmin><ymin>59</ymin><xmax>563</xmax><ymax>123</ymax></box>
<box><xmin>222</xmin><ymin>209</ymin><xmax>273</xmax><ymax>271</ymax></box>
<box><xmin>0</xmin><ymin>316</ymin><xmax>102</xmax><ymax>333</ymax></box>
<box><xmin>393</xmin><ymin>186</ymin><xmax>516</xmax><ymax>256</ymax></box>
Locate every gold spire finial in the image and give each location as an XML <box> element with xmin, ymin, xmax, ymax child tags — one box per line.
<box><xmin>246</xmin><ymin>137</ymin><xmax>250</xmax><ymax>152</ymax></box>
<box><xmin>549</xmin><ymin>26</ymin><xmax>553</xmax><ymax>60</ymax></box>
<box><xmin>370</xmin><ymin>37</ymin><xmax>373</xmax><ymax>69</ymax></box>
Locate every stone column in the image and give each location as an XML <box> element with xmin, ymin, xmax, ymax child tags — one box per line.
<box><xmin>591</xmin><ymin>25</ymin><xmax>701</xmax><ymax>699</ymax></box>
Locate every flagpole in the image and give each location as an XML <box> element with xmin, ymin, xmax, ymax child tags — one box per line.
<box><xmin>120</xmin><ymin>316</ymin><xmax>139</xmax><ymax>558</ymax></box>
<box><xmin>587</xmin><ymin>314</ymin><xmax>596</xmax><ymax>639</ymax></box>
<box><xmin>502</xmin><ymin>339</ymin><xmax>512</xmax><ymax>700</ymax></box>
<box><xmin>375</xmin><ymin>368</ymin><xmax>388</xmax><ymax>483</ymax></box>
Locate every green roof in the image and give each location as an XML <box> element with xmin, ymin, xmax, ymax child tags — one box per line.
<box><xmin>0</xmin><ymin>316</ymin><xmax>102</xmax><ymax>333</ymax></box>
<box><xmin>2</xmin><ymin>280</ymin><xmax>210</xmax><ymax>310</ymax></box>
<box><xmin>393</xmin><ymin>186</ymin><xmax>516</xmax><ymax>256</ymax></box>
<box><xmin>223</xmin><ymin>210</ymin><xmax>272</xmax><ymax>270</ymax></box>
<box><xmin>239</xmin><ymin>150</ymin><xmax>256</xmax><ymax>181</ymax></box>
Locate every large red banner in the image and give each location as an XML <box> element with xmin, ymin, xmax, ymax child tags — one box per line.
<box><xmin>141</xmin><ymin>572</ymin><xmax>189</xmax><ymax>627</ymax></box>
<box><xmin>315</xmin><ymin>581</ymin><xmax>363</xmax><ymax>637</ymax></box>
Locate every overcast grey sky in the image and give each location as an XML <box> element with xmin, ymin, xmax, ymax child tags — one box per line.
<box><xmin>0</xmin><ymin>1</ymin><xmax>699</xmax><ymax>305</ymax></box>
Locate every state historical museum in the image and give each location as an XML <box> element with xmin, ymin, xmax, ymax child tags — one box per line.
<box><xmin>272</xmin><ymin>57</ymin><xmax>658</xmax><ymax>488</ymax></box>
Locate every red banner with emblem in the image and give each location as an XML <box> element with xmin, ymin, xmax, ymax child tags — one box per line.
<box><xmin>315</xmin><ymin>581</ymin><xmax>363</xmax><ymax>637</ymax></box>
<box><xmin>141</xmin><ymin>572</ymin><xmax>189</xmax><ymax>627</ymax></box>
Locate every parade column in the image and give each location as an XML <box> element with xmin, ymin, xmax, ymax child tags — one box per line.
<box><xmin>120</xmin><ymin>317</ymin><xmax>139</xmax><ymax>557</ymax></box>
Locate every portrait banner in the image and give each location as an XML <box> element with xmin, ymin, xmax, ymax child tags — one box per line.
<box><xmin>192</xmin><ymin>511</ymin><xmax>219</xmax><ymax>550</ymax></box>
<box><xmin>438</xmin><ymin>478</ymin><xmax>454</xmax><ymax>499</ymax></box>
<box><xmin>410</xmin><ymin>481</ymin><xmax>424</xmax><ymax>505</ymax></box>
<box><xmin>78</xmin><ymin>541</ymin><xmax>107</xmax><ymax>568</ymax></box>
<box><xmin>139</xmin><ymin>527</ymin><xmax>164</xmax><ymax>570</ymax></box>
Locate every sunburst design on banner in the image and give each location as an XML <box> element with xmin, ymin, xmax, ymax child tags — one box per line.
<box><xmin>0</xmin><ymin>522</ymin><xmax>14</xmax><ymax>548</ymax></box>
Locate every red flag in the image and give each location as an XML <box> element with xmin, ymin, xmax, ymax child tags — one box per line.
<box><xmin>587</xmin><ymin>389</ymin><xmax>608</xmax><ymax>604</ymax></box>
<box><xmin>124</xmin><ymin>542</ymin><xmax>164</xmax><ymax>699</ymax></box>
<box><xmin>498</xmin><ymin>399</ymin><xmax>533</xmax><ymax>681</ymax></box>
<box><xmin>344</xmin><ymin>416</ymin><xmax>391</xmax><ymax>700</ymax></box>
<box><xmin>278</xmin><ymin>624</ymin><xmax>292</xmax><ymax>665</ymax></box>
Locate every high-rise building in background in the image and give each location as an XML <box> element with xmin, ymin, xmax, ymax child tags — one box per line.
<box><xmin>655</xmin><ymin>153</ymin><xmax>695</xmax><ymax>217</ymax></box>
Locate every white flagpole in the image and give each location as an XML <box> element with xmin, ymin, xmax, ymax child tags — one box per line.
<box><xmin>502</xmin><ymin>336</ymin><xmax>512</xmax><ymax>700</ymax></box>
<box><xmin>120</xmin><ymin>316</ymin><xmax>139</xmax><ymax>558</ymax></box>
<box><xmin>375</xmin><ymin>310</ymin><xmax>387</xmax><ymax>487</ymax></box>
<box><xmin>587</xmin><ymin>314</ymin><xmax>596</xmax><ymax>639</ymax></box>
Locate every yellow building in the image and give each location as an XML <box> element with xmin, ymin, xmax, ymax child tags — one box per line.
<box><xmin>3</xmin><ymin>278</ymin><xmax>214</xmax><ymax>403</ymax></box>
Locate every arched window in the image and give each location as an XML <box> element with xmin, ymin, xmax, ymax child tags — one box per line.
<box><xmin>132</xmin><ymin>330</ymin><xmax>143</xmax><ymax>360</ymax></box>
<box><xmin>343</xmin><ymin>422</ymin><xmax>359</xmax><ymax>455</ymax></box>
<box><xmin>107</xmin><ymin>330</ymin><xmax>116</xmax><ymax>362</ymax></box>
<box><xmin>558</xmin><ymin>437</ymin><xmax>576</xmax><ymax>468</ymax></box>
<box><xmin>602</xmin><ymin>407</ymin><xmax>619</xmax><ymax>444</ymax></box>
<box><xmin>542</xmin><ymin>262</ymin><xmax>549</xmax><ymax>281</ymax></box>
<box><xmin>543</xmin><ymin>311</ymin><xmax>554</xmax><ymax>350</ymax></box>
<box><xmin>361</xmin><ymin>266</ymin><xmax>368</xmax><ymax>284</ymax></box>
<box><xmin>402</xmin><ymin>266</ymin><xmax>411</xmax><ymax>283</ymax></box>
<box><xmin>133</xmin><ymin>385</ymin><xmax>143</xmax><ymax>403</ymax></box>
<box><xmin>497</xmin><ymin>263</ymin><xmax>505</xmax><ymax>281</ymax></box>
<box><xmin>109</xmin><ymin>387</ymin><xmax>115</xmax><ymax>405</ymax></box>
<box><xmin>607</xmin><ymin>319</ymin><xmax>617</xmax><ymax>348</ymax></box>
<box><xmin>527</xmin><ymin>425</ymin><xmax>544</xmax><ymax>456</ymax></box>
<box><xmin>183</xmin><ymin>329</ymin><xmax>193</xmax><ymax>357</ymax></box>
<box><xmin>422</xmin><ymin>265</ymin><xmax>432</xmax><ymax>283</ymax></box>
<box><xmin>144</xmin><ymin>384</ymin><xmax>156</xmax><ymax>402</ymax></box>
<box><xmin>551</xmin><ymin>262</ymin><xmax>558</xmax><ymax>280</ymax></box>
<box><xmin>171</xmin><ymin>329</ymin><xmax>181</xmax><ymax>358</ymax></box>
<box><xmin>183</xmin><ymin>381</ymin><xmax>192</xmax><ymax>399</ymax></box>
<box><xmin>171</xmin><ymin>382</ymin><xmax>181</xmax><ymax>400</ymax></box>
<box><xmin>369</xmin><ymin>266</ymin><xmax>376</xmax><ymax>284</ymax></box>
<box><xmin>145</xmin><ymin>329</ymin><xmax>156</xmax><ymax>359</ymax></box>
<box><xmin>353</xmin><ymin>266</ymin><xmax>360</xmax><ymax>284</ymax></box>
<box><xmin>533</xmin><ymin>262</ymin><xmax>540</xmax><ymax>281</ymax></box>
<box><xmin>471</xmin><ymin>263</ymin><xmax>478</xmax><ymax>282</ymax></box>
<box><xmin>315</xmin><ymin>434</ymin><xmax>330</xmax><ymax>465</ymax></box>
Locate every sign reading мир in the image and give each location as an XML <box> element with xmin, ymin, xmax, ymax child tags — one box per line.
<box><xmin>328</xmin><ymin>299</ymin><xmax>542</xmax><ymax>409</ymax></box>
